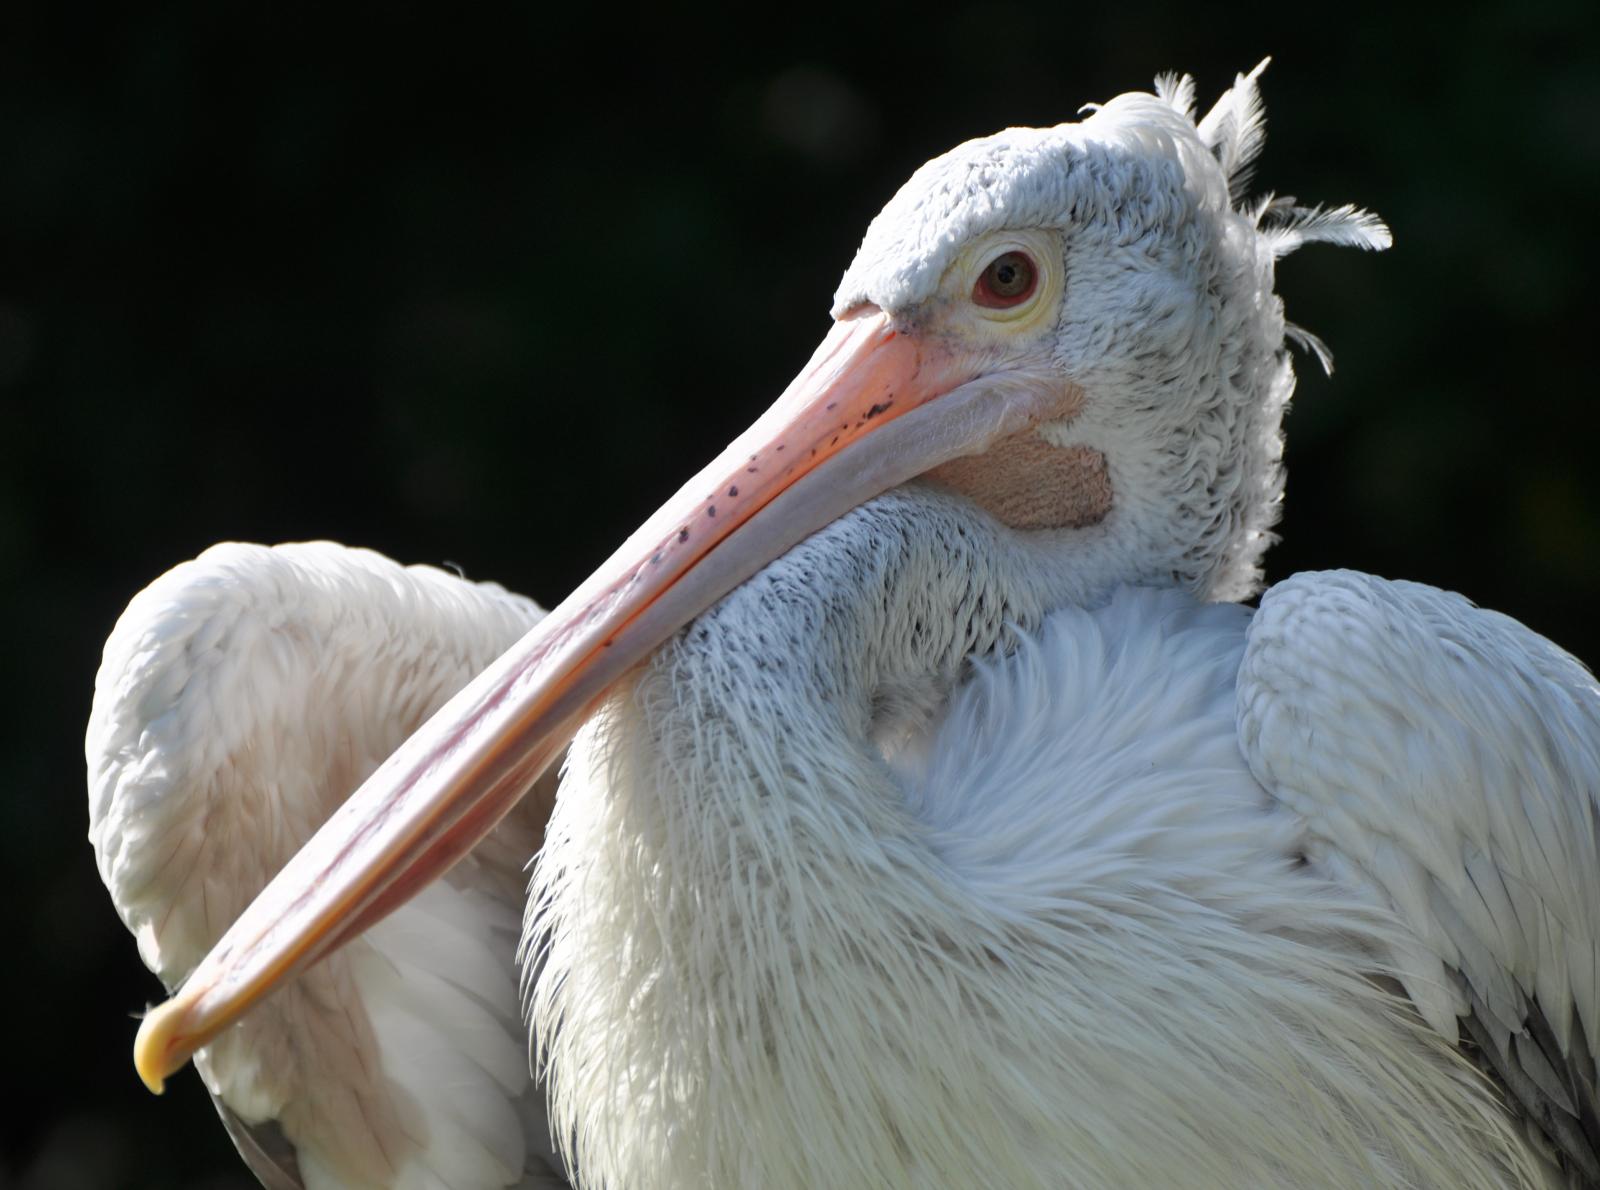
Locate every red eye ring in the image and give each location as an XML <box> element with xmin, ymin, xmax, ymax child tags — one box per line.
<box><xmin>973</xmin><ymin>251</ymin><xmax>1037</xmax><ymax>308</ymax></box>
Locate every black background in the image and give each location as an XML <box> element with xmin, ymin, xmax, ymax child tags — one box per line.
<box><xmin>3</xmin><ymin>4</ymin><xmax>1596</xmax><ymax>1186</ymax></box>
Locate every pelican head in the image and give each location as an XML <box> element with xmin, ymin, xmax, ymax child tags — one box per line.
<box><xmin>831</xmin><ymin>63</ymin><xmax>1388</xmax><ymax>603</ymax></box>
<box><xmin>130</xmin><ymin>63</ymin><xmax>1389</xmax><ymax>1093</ymax></box>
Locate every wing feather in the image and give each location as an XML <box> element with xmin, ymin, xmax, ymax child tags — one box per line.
<box><xmin>87</xmin><ymin>542</ymin><xmax>565</xmax><ymax>1189</ymax></box>
<box><xmin>1238</xmin><ymin>569</ymin><xmax>1600</xmax><ymax>1182</ymax></box>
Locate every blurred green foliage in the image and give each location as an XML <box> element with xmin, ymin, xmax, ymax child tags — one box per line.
<box><xmin>2</xmin><ymin>4</ymin><xmax>1595</xmax><ymax>1186</ymax></box>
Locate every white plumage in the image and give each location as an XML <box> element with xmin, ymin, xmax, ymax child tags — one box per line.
<box><xmin>88</xmin><ymin>544</ymin><xmax>565</xmax><ymax>1187</ymax></box>
<box><xmin>1242</xmin><ymin>571</ymin><xmax>1600</xmax><ymax>1173</ymax></box>
<box><xmin>528</xmin><ymin>487</ymin><xmax>1590</xmax><ymax>1188</ymax></box>
<box><xmin>89</xmin><ymin>66</ymin><xmax>1600</xmax><ymax>1188</ymax></box>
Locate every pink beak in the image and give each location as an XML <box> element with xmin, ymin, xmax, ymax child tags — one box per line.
<box><xmin>133</xmin><ymin>305</ymin><xmax>1078</xmax><ymax>1091</ymax></box>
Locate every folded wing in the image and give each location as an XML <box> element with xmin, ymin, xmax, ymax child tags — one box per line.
<box><xmin>87</xmin><ymin>541</ymin><xmax>566</xmax><ymax>1190</ymax></box>
<box><xmin>1239</xmin><ymin>570</ymin><xmax>1600</xmax><ymax>1181</ymax></box>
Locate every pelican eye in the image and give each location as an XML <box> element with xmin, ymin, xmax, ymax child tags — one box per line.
<box><xmin>972</xmin><ymin>251</ymin><xmax>1037</xmax><ymax>309</ymax></box>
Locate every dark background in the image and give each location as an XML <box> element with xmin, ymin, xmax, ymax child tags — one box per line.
<box><xmin>3</xmin><ymin>4</ymin><xmax>1596</xmax><ymax>1187</ymax></box>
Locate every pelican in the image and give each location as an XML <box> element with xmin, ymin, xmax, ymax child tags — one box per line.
<box><xmin>90</xmin><ymin>65</ymin><xmax>1600</xmax><ymax>1189</ymax></box>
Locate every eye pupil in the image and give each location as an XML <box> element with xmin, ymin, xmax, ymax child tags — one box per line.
<box><xmin>974</xmin><ymin>251</ymin><xmax>1037</xmax><ymax>308</ymax></box>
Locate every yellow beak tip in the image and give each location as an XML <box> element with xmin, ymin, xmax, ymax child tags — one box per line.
<box><xmin>133</xmin><ymin>999</ymin><xmax>185</xmax><ymax>1095</ymax></box>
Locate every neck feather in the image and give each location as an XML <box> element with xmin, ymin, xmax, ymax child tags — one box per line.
<box><xmin>527</xmin><ymin>492</ymin><xmax>1526</xmax><ymax>1189</ymax></box>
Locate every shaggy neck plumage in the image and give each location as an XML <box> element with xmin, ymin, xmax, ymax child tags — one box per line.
<box><xmin>526</xmin><ymin>487</ymin><xmax>1526</xmax><ymax>1190</ymax></box>
<box><xmin>528</xmin><ymin>490</ymin><xmax>1068</xmax><ymax>1183</ymax></box>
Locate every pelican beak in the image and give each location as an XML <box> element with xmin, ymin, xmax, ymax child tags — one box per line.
<box><xmin>132</xmin><ymin>305</ymin><xmax>1077</xmax><ymax>1092</ymax></box>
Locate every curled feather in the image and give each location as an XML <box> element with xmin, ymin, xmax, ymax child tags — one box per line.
<box><xmin>1198</xmin><ymin>58</ymin><xmax>1272</xmax><ymax>203</ymax></box>
<box><xmin>1286</xmin><ymin>322</ymin><xmax>1337</xmax><ymax>376</ymax></box>
<box><xmin>1261</xmin><ymin>202</ymin><xmax>1394</xmax><ymax>258</ymax></box>
<box><xmin>1154</xmin><ymin>72</ymin><xmax>1197</xmax><ymax>121</ymax></box>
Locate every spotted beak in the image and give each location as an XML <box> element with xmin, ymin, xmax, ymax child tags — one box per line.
<box><xmin>132</xmin><ymin>305</ymin><xmax>1078</xmax><ymax>1090</ymax></box>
